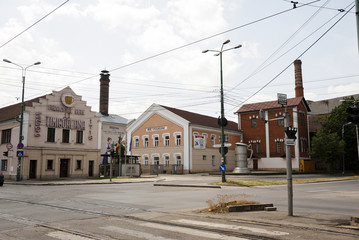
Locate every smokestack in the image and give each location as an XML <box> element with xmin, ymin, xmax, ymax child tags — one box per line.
<box><xmin>294</xmin><ymin>59</ymin><xmax>304</xmax><ymax>98</ymax></box>
<box><xmin>99</xmin><ymin>70</ymin><xmax>110</xmax><ymax>115</ymax></box>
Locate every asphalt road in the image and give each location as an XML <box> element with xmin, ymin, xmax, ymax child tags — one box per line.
<box><xmin>0</xmin><ymin>174</ymin><xmax>358</xmax><ymax>239</ymax></box>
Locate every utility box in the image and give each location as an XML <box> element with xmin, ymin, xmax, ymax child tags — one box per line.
<box><xmin>299</xmin><ymin>159</ymin><xmax>315</xmax><ymax>172</ymax></box>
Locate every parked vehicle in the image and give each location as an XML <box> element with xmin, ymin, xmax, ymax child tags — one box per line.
<box><xmin>0</xmin><ymin>172</ymin><xmax>4</xmax><ymax>186</ymax></box>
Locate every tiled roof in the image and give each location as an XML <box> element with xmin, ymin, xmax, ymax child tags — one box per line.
<box><xmin>160</xmin><ymin>105</ymin><xmax>239</xmax><ymax>131</ymax></box>
<box><xmin>0</xmin><ymin>96</ymin><xmax>45</xmax><ymax>122</ymax></box>
<box><xmin>236</xmin><ymin>96</ymin><xmax>310</xmax><ymax>113</ymax></box>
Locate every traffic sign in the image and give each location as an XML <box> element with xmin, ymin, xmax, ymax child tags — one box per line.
<box><xmin>6</xmin><ymin>143</ymin><xmax>13</xmax><ymax>150</ymax></box>
<box><xmin>17</xmin><ymin>143</ymin><xmax>24</xmax><ymax>149</ymax></box>
<box><xmin>218</xmin><ymin>147</ymin><xmax>228</xmax><ymax>155</ymax></box>
<box><xmin>285</xmin><ymin>139</ymin><xmax>295</xmax><ymax>146</ymax></box>
<box><xmin>16</xmin><ymin>150</ymin><xmax>24</xmax><ymax>157</ymax></box>
<box><xmin>219</xmin><ymin>164</ymin><xmax>226</xmax><ymax>172</ymax></box>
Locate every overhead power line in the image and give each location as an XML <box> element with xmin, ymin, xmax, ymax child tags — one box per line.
<box><xmin>228</xmin><ymin>3</ymin><xmax>356</xmax><ymax>115</ymax></box>
<box><xmin>0</xmin><ymin>0</ymin><xmax>70</xmax><ymax>50</ymax></box>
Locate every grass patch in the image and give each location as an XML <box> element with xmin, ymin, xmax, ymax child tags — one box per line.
<box><xmin>204</xmin><ymin>194</ymin><xmax>259</xmax><ymax>213</ymax></box>
<box><xmin>210</xmin><ymin>176</ymin><xmax>359</xmax><ymax>187</ymax></box>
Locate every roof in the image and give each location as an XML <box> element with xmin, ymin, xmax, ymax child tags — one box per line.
<box><xmin>0</xmin><ymin>96</ymin><xmax>45</xmax><ymax>122</ymax></box>
<box><xmin>96</xmin><ymin>112</ymin><xmax>131</xmax><ymax>125</ymax></box>
<box><xmin>160</xmin><ymin>105</ymin><xmax>239</xmax><ymax>131</ymax></box>
<box><xmin>236</xmin><ymin>96</ymin><xmax>310</xmax><ymax>114</ymax></box>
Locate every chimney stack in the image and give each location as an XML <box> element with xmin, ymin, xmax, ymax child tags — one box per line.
<box><xmin>99</xmin><ymin>70</ymin><xmax>110</xmax><ymax>115</ymax></box>
<box><xmin>294</xmin><ymin>59</ymin><xmax>304</xmax><ymax>98</ymax></box>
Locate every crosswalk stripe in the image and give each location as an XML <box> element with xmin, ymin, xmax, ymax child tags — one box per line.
<box><xmin>139</xmin><ymin>222</ymin><xmax>247</xmax><ymax>240</ymax></box>
<box><xmin>100</xmin><ymin>226</ymin><xmax>176</xmax><ymax>240</ymax></box>
<box><xmin>47</xmin><ymin>231</ymin><xmax>94</xmax><ymax>240</ymax></box>
<box><xmin>173</xmin><ymin>219</ymin><xmax>289</xmax><ymax>236</ymax></box>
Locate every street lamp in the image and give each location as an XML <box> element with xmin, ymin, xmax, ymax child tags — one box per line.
<box><xmin>3</xmin><ymin>59</ymin><xmax>41</xmax><ymax>181</ymax></box>
<box><xmin>202</xmin><ymin>40</ymin><xmax>242</xmax><ymax>183</ymax></box>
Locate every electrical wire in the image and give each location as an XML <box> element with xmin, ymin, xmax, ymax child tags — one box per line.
<box><xmin>0</xmin><ymin>0</ymin><xmax>70</xmax><ymax>50</ymax></box>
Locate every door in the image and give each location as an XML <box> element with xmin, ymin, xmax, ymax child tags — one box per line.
<box><xmin>60</xmin><ymin>159</ymin><xmax>69</xmax><ymax>178</ymax></box>
<box><xmin>29</xmin><ymin>160</ymin><xmax>37</xmax><ymax>179</ymax></box>
<box><xmin>88</xmin><ymin>160</ymin><xmax>94</xmax><ymax>177</ymax></box>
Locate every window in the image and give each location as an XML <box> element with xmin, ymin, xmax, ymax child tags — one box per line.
<box><xmin>144</xmin><ymin>136</ymin><xmax>149</xmax><ymax>148</ymax></box>
<box><xmin>76</xmin><ymin>130</ymin><xmax>83</xmax><ymax>144</ymax></box>
<box><xmin>134</xmin><ymin>138</ymin><xmax>139</xmax><ymax>148</ymax></box>
<box><xmin>153</xmin><ymin>156</ymin><xmax>159</xmax><ymax>165</ymax></box>
<box><xmin>300</xmin><ymin>112</ymin><xmax>305</xmax><ymax>126</ymax></box>
<box><xmin>219</xmin><ymin>134</ymin><xmax>229</xmax><ymax>142</ymax></box>
<box><xmin>164</xmin><ymin>155</ymin><xmax>170</xmax><ymax>166</ymax></box>
<box><xmin>256</xmin><ymin>142</ymin><xmax>260</xmax><ymax>154</ymax></box>
<box><xmin>203</xmin><ymin>155</ymin><xmax>207</xmax><ymax>160</ymax></box>
<box><xmin>47</xmin><ymin>128</ymin><xmax>55</xmax><ymax>142</ymax></box>
<box><xmin>153</xmin><ymin>135</ymin><xmax>159</xmax><ymax>147</ymax></box>
<box><xmin>211</xmin><ymin>134</ymin><xmax>216</xmax><ymax>146</ymax></box>
<box><xmin>144</xmin><ymin>156</ymin><xmax>149</xmax><ymax>166</ymax></box>
<box><xmin>62</xmin><ymin>129</ymin><xmax>70</xmax><ymax>143</ymax></box>
<box><xmin>47</xmin><ymin>160</ymin><xmax>53</xmax><ymax>170</ymax></box>
<box><xmin>277</xmin><ymin>119</ymin><xmax>284</xmax><ymax>126</ymax></box>
<box><xmin>1</xmin><ymin>159</ymin><xmax>7</xmax><ymax>171</ymax></box>
<box><xmin>1</xmin><ymin>129</ymin><xmax>11</xmax><ymax>144</ymax></box>
<box><xmin>164</xmin><ymin>135</ymin><xmax>170</xmax><ymax>147</ymax></box>
<box><xmin>175</xmin><ymin>135</ymin><xmax>181</xmax><ymax>146</ymax></box>
<box><xmin>175</xmin><ymin>155</ymin><xmax>182</xmax><ymax>165</ymax></box>
<box><xmin>76</xmin><ymin>160</ymin><xmax>82</xmax><ymax>170</ymax></box>
<box><xmin>251</xmin><ymin>118</ymin><xmax>257</xmax><ymax>128</ymax></box>
<box><xmin>276</xmin><ymin>142</ymin><xmax>281</xmax><ymax>153</ymax></box>
<box><xmin>212</xmin><ymin>155</ymin><xmax>216</xmax><ymax>166</ymax></box>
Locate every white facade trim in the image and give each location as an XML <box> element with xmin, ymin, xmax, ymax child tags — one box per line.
<box><xmin>293</xmin><ymin>106</ymin><xmax>299</xmax><ymax>167</ymax></box>
<box><xmin>265</xmin><ymin>110</ymin><xmax>270</xmax><ymax>158</ymax></box>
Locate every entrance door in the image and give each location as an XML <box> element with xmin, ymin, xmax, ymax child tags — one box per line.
<box><xmin>29</xmin><ymin>160</ymin><xmax>37</xmax><ymax>179</ymax></box>
<box><xmin>60</xmin><ymin>159</ymin><xmax>69</xmax><ymax>178</ymax></box>
<box><xmin>88</xmin><ymin>160</ymin><xmax>94</xmax><ymax>177</ymax></box>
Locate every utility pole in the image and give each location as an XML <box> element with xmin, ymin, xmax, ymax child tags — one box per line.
<box><xmin>356</xmin><ymin>0</ymin><xmax>359</xmax><ymax>52</ymax></box>
<box><xmin>285</xmin><ymin>109</ymin><xmax>293</xmax><ymax>216</ymax></box>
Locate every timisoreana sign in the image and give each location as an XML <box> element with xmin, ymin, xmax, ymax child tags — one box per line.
<box><xmin>46</xmin><ymin>116</ymin><xmax>85</xmax><ymax>130</ymax></box>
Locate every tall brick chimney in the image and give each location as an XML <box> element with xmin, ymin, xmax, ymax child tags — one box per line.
<box><xmin>294</xmin><ymin>59</ymin><xmax>304</xmax><ymax>98</ymax></box>
<box><xmin>99</xmin><ymin>70</ymin><xmax>110</xmax><ymax>115</ymax></box>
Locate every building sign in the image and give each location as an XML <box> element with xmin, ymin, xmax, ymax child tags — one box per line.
<box><xmin>34</xmin><ymin>112</ymin><xmax>41</xmax><ymax>137</ymax></box>
<box><xmin>61</xmin><ymin>93</ymin><xmax>76</xmax><ymax>108</ymax></box>
<box><xmin>146</xmin><ymin>126</ymin><xmax>167</xmax><ymax>132</ymax></box>
<box><xmin>46</xmin><ymin>116</ymin><xmax>85</xmax><ymax>130</ymax></box>
<box><xmin>194</xmin><ymin>135</ymin><xmax>206</xmax><ymax>149</ymax></box>
<box><xmin>277</xmin><ymin>93</ymin><xmax>287</xmax><ymax>105</ymax></box>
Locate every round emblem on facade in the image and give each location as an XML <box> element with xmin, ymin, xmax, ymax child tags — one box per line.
<box><xmin>61</xmin><ymin>93</ymin><xmax>76</xmax><ymax>108</ymax></box>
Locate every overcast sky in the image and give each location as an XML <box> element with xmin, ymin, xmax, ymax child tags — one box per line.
<box><xmin>0</xmin><ymin>0</ymin><xmax>358</xmax><ymax>121</ymax></box>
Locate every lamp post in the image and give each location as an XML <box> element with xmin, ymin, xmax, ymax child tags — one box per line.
<box><xmin>202</xmin><ymin>40</ymin><xmax>242</xmax><ymax>183</ymax></box>
<box><xmin>3</xmin><ymin>59</ymin><xmax>41</xmax><ymax>181</ymax></box>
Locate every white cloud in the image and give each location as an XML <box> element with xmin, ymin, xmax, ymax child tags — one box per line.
<box><xmin>328</xmin><ymin>83</ymin><xmax>359</xmax><ymax>96</ymax></box>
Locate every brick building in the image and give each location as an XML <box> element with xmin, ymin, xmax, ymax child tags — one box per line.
<box><xmin>235</xmin><ymin>60</ymin><xmax>311</xmax><ymax>170</ymax></box>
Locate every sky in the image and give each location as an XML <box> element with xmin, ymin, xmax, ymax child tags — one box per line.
<box><xmin>0</xmin><ymin>0</ymin><xmax>358</xmax><ymax>122</ymax></box>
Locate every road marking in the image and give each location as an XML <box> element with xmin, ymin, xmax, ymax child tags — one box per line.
<box><xmin>139</xmin><ymin>222</ymin><xmax>247</xmax><ymax>240</ymax></box>
<box><xmin>101</xmin><ymin>226</ymin><xmax>175</xmax><ymax>240</ymax></box>
<box><xmin>173</xmin><ymin>219</ymin><xmax>289</xmax><ymax>236</ymax></box>
<box><xmin>47</xmin><ymin>231</ymin><xmax>94</xmax><ymax>240</ymax></box>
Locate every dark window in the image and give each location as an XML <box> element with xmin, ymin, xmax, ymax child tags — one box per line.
<box><xmin>76</xmin><ymin>130</ymin><xmax>83</xmax><ymax>144</ymax></box>
<box><xmin>276</xmin><ymin>142</ymin><xmax>281</xmax><ymax>153</ymax></box>
<box><xmin>251</xmin><ymin>118</ymin><xmax>257</xmax><ymax>128</ymax></box>
<box><xmin>62</xmin><ymin>129</ymin><xmax>70</xmax><ymax>143</ymax></box>
<box><xmin>1</xmin><ymin>159</ymin><xmax>8</xmax><ymax>171</ymax></box>
<box><xmin>47</xmin><ymin>128</ymin><xmax>55</xmax><ymax>142</ymax></box>
<box><xmin>219</xmin><ymin>134</ymin><xmax>229</xmax><ymax>142</ymax></box>
<box><xmin>278</xmin><ymin>119</ymin><xmax>284</xmax><ymax>126</ymax></box>
<box><xmin>76</xmin><ymin>160</ymin><xmax>82</xmax><ymax>170</ymax></box>
<box><xmin>300</xmin><ymin>112</ymin><xmax>305</xmax><ymax>126</ymax></box>
<box><xmin>203</xmin><ymin>155</ymin><xmax>207</xmax><ymax>160</ymax></box>
<box><xmin>47</xmin><ymin>160</ymin><xmax>53</xmax><ymax>170</ymax></box>
<box><xmin>1</xmin><ymin>129</ymin><xmax>11</xmax><ymax>144</ymax></box>
<box><xmin>256</xmin><ymin>142</ymin><xmax>260</xmax><ymax>154</ymax></box>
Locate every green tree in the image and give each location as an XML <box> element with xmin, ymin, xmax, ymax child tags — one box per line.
<box><xmin>310</xmin><ymin>96</ymin><xmax>358</xmax><ymax>172</ymax></box>
<box><xmin>310</xmin><ymin>129</ymin><xmax>345</xmax><ymax>172</ymax></box>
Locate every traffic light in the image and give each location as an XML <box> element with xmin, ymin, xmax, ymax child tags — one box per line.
<box><xmin>285</xmin><ymin>126</ymin><xmax>297</xmax><ymax>139</ymax></box>
<box><xmin>347</xmin><ymin>106</ymin><xmax>359</xmax><ymax>124</ymax></box>
<box><xmin>3</xmin><ymin>151</ymin><xmax>8</xmax><ymax>157</ymax></box>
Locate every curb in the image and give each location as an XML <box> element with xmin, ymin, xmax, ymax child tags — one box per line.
<box><xmin>153</xmin><ymin>183</ymin><xmax>221</xmax><ymax>188</ymax></box>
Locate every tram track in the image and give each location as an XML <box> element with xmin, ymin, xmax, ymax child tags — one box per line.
<box><xmin>1</xmin><ymin>197</ymin><xmax>358</xmax><ymax>240</ymax></box>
